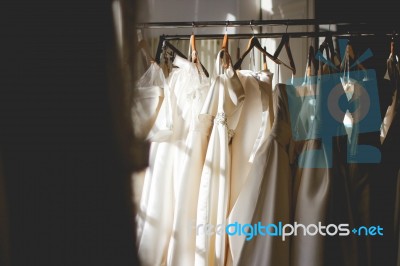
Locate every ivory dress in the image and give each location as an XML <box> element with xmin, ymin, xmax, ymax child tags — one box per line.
<box><xmin>195</xmin><ymin>49</ymin><xmax>245</xmax><ymax>266</ymax></box>
<box><xmin>137</xmin><ymin>55</ymin><xmax>210</xmax><ymax>266</ymax></box>
<box><xmin>131</xmin><ymin>61</ymin><xmax>167</xmax><ymax>139</ymax></box>
<box><xmin>226</xmin><ymin>69</ymin><xmax>275</xmax><ymax>265</ymax></box>
<box><xmin>230</xmin><ymin>69</ymin><xmax>274</xmax><ymax>211</ymax></box>
<box><xmin>166</xmin><ymin>57</ymin><xmax>212</xmax><ymax>265</ymax></box>
<box><xmin>233</xmin><ymin>83</ymin><xmax>299</xmax><ymax>266</ymax></box>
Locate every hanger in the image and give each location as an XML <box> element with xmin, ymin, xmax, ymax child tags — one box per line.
<box><xmin>318</xmin><ymin>33</ymin><xmax>336</xmax><ymax>62</ymax></box>
<box><xmin>190</xmin><ymin>32</ymin><xmax>212</xmax><ymax>75</ymax></box>
<box><xmin>273</xmin><ymin>32</ymin><xmax>296</xmax><ymax>74</ymax></box>
<box><xmin>319</xmin><ymin>24</ymin><xmax>335</xmax><ymax>62</ymax></box>
<box><xmin>391</xmin><ymin>34</ymin><xmax>395</xmax><ymax>56</ymax></box>
<box><xmin>319</xmin><ymin>41</ymin><xmax>333</xmax><ymax>74</ymax></box>
<box><xmin>234</xmin><ymin>35</ymin><xmax>296</xmax><ymax>72</ymax></box>
<box><xmin>155</xmin><ymin>35</ymin><xmax>188</xmax><ymax>63</ymax></box>
<box><xmin>262</xmin><ymin>46</ymin><xmax>268</xmax><ymax>71</ymax></box>
<box><xmin>220</xmin><ymin>21</ymin><xmax>230</xmax><ymax>67</ymax></box>
<box><xmin>222</xmin><ymin>21</ymin><xmax>229</xmax><ymax>51</ymax></box>
<box><xmin>222</xmin><ymin>34</ymin><xmax>229</xmax><ymax>51</ymax></box>
<box><xmin>190</xmin><ymin>33</ymin><xmax>198</xmax><ymax>63</ymax></box>
<box><xmin>346</xmin><ymin>42</ymin><xmax>366</xmax><ymax>71</ymax></box>
<box><xmin>136</xmin><ymin>29</ymin><xmax>154</xmax><ymax>68</ymax></box>
<box><xmin>315</xmin><ymin>31</ymin><xmax>342</xmax><ymax>73</ymax></box>
<box><xmin>234</xmin><ymin>35</ymin><xmax>289</xmax><ymax>71</ymax></box>
<box><xmin>307</xmin><ymin>45</ymin><xmax>316</xmax><ymax>76</ymax></box>
<box><xmin>234</xmin><ymin>21</ymin><xmax>286</xmax><ymax>70</ymax></box>
<box><xmin>137</xmin><ymin>39</ymin><xmax>154</xmax><ymax>62</ymax></box>
<box><xmin>155</xmin><ymin>35</ymin><xmax>166</xmax><ymax>64</ymax></box>
<box><xmin>155</xmin><ymin>35</ymin><xmax>209</xmax><ymax>77</ymax></box>
<box><xmin>390</xmin><ymin>31</ymin><xmax>398</xmax><ymax>59</ymax></box>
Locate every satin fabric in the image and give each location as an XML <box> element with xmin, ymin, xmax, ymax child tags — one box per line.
<box><xmin>232</xmin><ymin>83</ymin><xmax>298</xmax><ymax>266</ymax></box>
<box><xmin>166</xmin><ymin>56</ymin><xmax>212</xmax><ymax>265</ymax></box>
<box><xmin>131</xmin><ymin>62</ymin><xmax>166</xmax><ymax>140</ymax></box>
<box><xmin>131</xmin><ymin>62</ymin><xmax>167</xmax><ymax>210</ymax></box>
<box><xmin>229</xmin><ymin>69</ymin><xmax>275</xmax><ymax>209</ymax></box>
<box><xmin>195</xmin><ymin>49</ymin><xmax>245</xmax><ymax>266</ymax></box>
<box><xmin>137</xmin><ymin>56</ymin><xmax>210</xmax><ymax>266</ymax></box>
<box><xmin>226</xmin><ymin>69</ymin><xmax>275</xmax><ymax>266</ymax></box>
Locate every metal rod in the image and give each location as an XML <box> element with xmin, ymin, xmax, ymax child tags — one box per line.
<box><xmin>161</xmin><ymin>31</ymin><xmax>398</xmax><ymax>40</ymax></box>
<box><xmin>136</xmin><ymin>19</ymin><xmax>380</xmax><ymax>29</ymax></box>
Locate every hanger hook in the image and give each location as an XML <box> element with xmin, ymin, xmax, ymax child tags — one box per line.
<box><xmin>286</xmin><ymin>23</ymin><xmax>289</xmax><ymax>33</ymax></box>
<box><xmin>328</xmin><ymin>24</ymin><xmax>331</xmax><ymax>32</ymax></box>
<box><xmin>226</xmin><ymin>20</ymin><xmax>229</xmax><ymax>32</ymax></box>
<box><xmin>192</xmin><ymin>21</ymin><xmax>195</xmax><ymax>34</ymax></box>
<box><xmin>250</xmin><ymin>20</ymin><xmax>254</xmax><ymax>36</ymax></box>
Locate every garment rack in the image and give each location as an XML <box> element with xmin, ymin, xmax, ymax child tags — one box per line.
<box><xmin>142</xmin><ymin>19</ymin><xmax>399</xmax><ymax>68</ymax></box>
<box><xmin>138</xmin><ymin>19</ymin><xmax>372</xmax><ymax>29</ymax></box>
<box><xmin>137</xmin><ymin>19</ymin><xmax>399</xmax><ymax>38</ymax></box>
<box><xmin>159</xmin><ymin>31</ymin><xmax>397</xmax><ymax>40</ymax></box>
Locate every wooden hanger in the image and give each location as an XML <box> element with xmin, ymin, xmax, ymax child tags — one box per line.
<box><xmin>154</xmin><ymin>35</ymin><xmax>209</xmax><ymax>77</ymax></box>
<box><xmin>390</xmin><ymin>32</ymin><xmax>397</xmax><ymax>57</ymax></box>
<box><xmin>262</xmin><ymin>46</ymin><xmax>268</xmax><ymax>71</ymax></box>
<box><xmin>391</xmin><ymin>37</ymin><xmax>395</xmax><ymax>56</ymax></box>
<box><xmin>136</xmin><ymin>29</ymin><xmax>154</xmax><ymax>68</ymax></box>
<box><xmin>222</xmin><ymin>21</ymin><xmax>229</xmax><ymax>51</ymax></box>
<box><xmin>318</xmin><ymin>34</ymin><xmax>335</xmax><ymax>62</ymax></box>
<box><xmin>273</xmin><ymin>33</ymin><xmax>296</xmax><ymax>74</ymax></box>
<box><xmin>319</xmin><ymin>41</ymin><xmax>333</xmax><ymax>74</ymax></box>
<box><xmin>190</xmin><ymin>34</ymin><xmax>198</xmax><ymax>63</ymax></box>
<box><xmin>222</xmin><ymin>33</ymin><xmax>229</xmax><ymax>51</ymax></box>
<box><xmin>315</xmin><ymin>33</ymin><xmax>348</xmax><ymax>75</ymax></box>
<box><xmin>307</xmin><ymin>45</ymin><xmax>316</xmax><ymax>76</ymax></box>
<box><xmin>233</xmin><ymin>36</ymin><xmax>284</xmax><ymax>70</ymax></box>
<box><xmin>220</xmin><ymin>22</ymin><xmax>230</xmax><ymax>67</ymax></box>
<box><xmin>220</xmin><ymin>33</ymin><xmax>230</xmax><ymax>68</ymax></box>
<box><xmin>137</xmin><ymin>39</ymin><xmax>154</xmax><ymax>60</ymax></box>
<box><xmin>346</xmin><ymin>43</ymin><xmax>366</xmax><ymax>71</ymax></box>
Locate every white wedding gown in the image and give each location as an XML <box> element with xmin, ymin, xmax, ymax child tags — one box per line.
<box><xmin>229</xmin><ymin>83</ymin><xmax>298</xmax><ymax>266</ymax></box>
<box><xmin>166</xmin><ymin>56</ymin><xmax>212</xmax><ymax>266</ymax></box>
<box><xmin>131</xmin><ymin>62</ymin><xmax>166</xmax><ymax>140</ymax></box>
<box><xmin>227</xmin><ymin>69</ymin><xmax>274</xmax><ymax>265</ymax></box>
<box><xmin>195</xmin><ymin>49</ymin><xmax>245</xmax><ymax>266</ymax></box>
<box><xmin>137</xmin><ymin>55</ymin><xmax>210</xmax><ymax>266</ymax></box>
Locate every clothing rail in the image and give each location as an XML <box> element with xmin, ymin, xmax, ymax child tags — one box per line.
<box><xmin>137</xmin><ymin>19</ymin><xmax>400</xmax><ymax>40</ymax></box>
<box><xmin>136</xmin><ymin>19</ymin><xmax>372</xmax><ymax>29</ymax></box>
<box><xmin>160</xmin><ymin>31</ymin><xmax>399</xmax><ymax>40</ymax></box>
